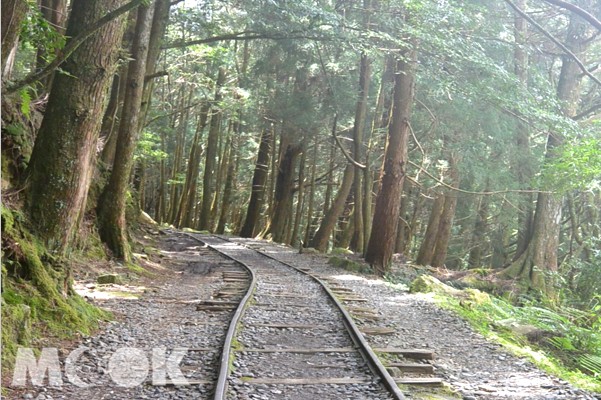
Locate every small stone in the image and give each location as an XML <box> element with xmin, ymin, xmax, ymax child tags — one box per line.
<box><xmin>97</xmin><ymin>274</ymin><xmax>122</xmax><ymax>284</ymax></box>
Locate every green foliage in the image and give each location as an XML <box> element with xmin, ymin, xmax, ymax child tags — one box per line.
<box><xmin>438</xmin><ymin>291</ymin><xmax>601</xmax><ymax>391</ymax></box>
<box><xmin>18</xmin><ymin>88</ymin><xmax>31</xmax><ymax>119</ymax></box>
<box><xmin>135</xmin><ymin>131</ymin><xmax>168</xmax><ymax>162</ymax></box>
<box><xmin>19</xmin><ymin>5</ymin><xmax>66</xmax><ymax>64</ymax></box>
<box><xmin>541</xmin><ymin>137</ymin><xmax>601</xmax><ymax>192</ymax></box>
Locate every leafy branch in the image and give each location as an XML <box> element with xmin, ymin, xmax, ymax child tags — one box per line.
<box><xmin>5</xmin><ymin>0</ymin><xmax>147</xmax><ymax>95</ymax></box>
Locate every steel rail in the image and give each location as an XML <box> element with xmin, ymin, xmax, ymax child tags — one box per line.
<box><xmin>211</xmin><ymin>234</ymin><xmax>406</xmax><ymax>400</ymax></box>
<box><xmin>178</xmin><ymin>232</ymin><xmax>257</xmax><ymax>400</ymax></box>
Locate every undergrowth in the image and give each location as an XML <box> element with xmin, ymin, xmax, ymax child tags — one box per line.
<box><xmin>436</xmin><ymin>292</ymin><xmax>601</xmax><ymax>392</ymax></box>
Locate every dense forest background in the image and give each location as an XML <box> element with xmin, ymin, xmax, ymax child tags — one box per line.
<box><xmin>1</xmin><ymin>0</ymin><xmax>600</xmax><ymax>388</ymax></box>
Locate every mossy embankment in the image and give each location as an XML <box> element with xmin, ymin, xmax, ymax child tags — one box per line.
<box><xmin>1</xmin><ymin>205</ymin><xmax>110</xmax><ymax>372</ymax></box>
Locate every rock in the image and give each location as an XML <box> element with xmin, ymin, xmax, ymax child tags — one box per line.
<box><xmin>410</xmin><ymin>275</ymin><xmax>459</xmax><ymax>295</ymax></box>
<box><xmin>97</xmin><ymin>274</ymin><xmax>122</xmax><ymax>285</ymax></box>
<box><xmin>410</xmin><ymin>275</ymin><xmax>490</xmax><ymax>306</ymax></box>
<box><xmin>331</xmin><ymin>247</ymin><xmax>353</xmax><ymax>255</ymax></box>
<box><xmin>139</xmin><ymin>211</ymin><xmax>157</xmax><ymax>225</ymax></box>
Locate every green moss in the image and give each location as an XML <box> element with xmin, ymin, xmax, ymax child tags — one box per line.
<box><xmin>327</xmin><ymin>256</ymin><xmax>372</xmax><ymax>274</ymax></box>
<box><xmin>1</xmin><ymin>205</ymin><xmax>110</xmax><ymax>372</ymax></box>
<box><xmin>435</xmin><ymin>295</ymin><xmax>601</xmax><ymax>393</ymax></box>
<box><xmin>331</xmin><ymin>247</ymin><xmax>353</xmax><ymax>255</ymax></box>
<box><xmin>126</xmin><ymin>262</ymin><xmax>154</xmax><ymax>277</ymax></box>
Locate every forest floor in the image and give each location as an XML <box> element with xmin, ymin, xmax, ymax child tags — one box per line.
<box><xmin>4</xmin><ymin>228</ymin><xmax>600</xmax><ymax>400</ymax></box>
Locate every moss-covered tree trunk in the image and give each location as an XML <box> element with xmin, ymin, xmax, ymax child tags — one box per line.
<box><xmin>97</xmin><ymin>2</ymin><xmax>154</xmax><ymax>261</ymax></box>
<box><xmin>365</xmin><ymin>47</ymin><xmax>417</xmax><ymax>275</ymax></box>
<box><xmin>26</xmin><ymin>0</ymin><xmax>128</xmax><ymax>253</ymax></box>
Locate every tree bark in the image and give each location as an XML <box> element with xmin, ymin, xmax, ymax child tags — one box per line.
<box><xmin>270</xmin><ymin>139</ymin><xmax>302</xmax><ymax>242</ymax></box>
<box><xmin>177</xmin><ymin>105</ymin><xmax>209</xmax><ymax>227</ymax></box>
<box><xmin>431</xmin><ymin>156</ymin><xmax>459</xmax><ymax>268</ymax></box>
<box><xmin>416</xmin><ymin>194</ymin><xmax>445</xmax><ymax>266</ymax></box>
<box><xmin>97</xmin><ymin>1</ymin><xmax>155</xmax><ymax>260</ymax></box>
<box><xmin>26</xmin><ymin>0</ymin><xmax>128</xmax><ymax>253</ymax></box>
<box><xmin>512</xmin><ymin>0</ymin><xmax>535</xmax><ymax>261</ymax></box>
<box><xmin>240</xmin><ymin>126</ymin><xmax>273</xmax><ymax>237</ymax></box>
<box><xmin>365</xmin><ymin>47</ymin><xmax>417</xmax><ymax>275</ymax></box>
<box><xmin>1</xmin><ymin>0</ymin><xmax>28</xmax><ymax>78</ymax></box>
<box><xmin>501</xmin><ymin>2</ymin><xmax>591</xmax><ymax>293</ymax></box>
<box><xmin>198</xmin><ymin>67</ymin><xmax>226</xmax><ymax>231</ymax></box>
<box><xmin>217</xmin><ymin>132</ymin><xmax>239</xmax><ymax>234</ymax></box>
<box><xmin>351</xmin><ymin>53</ymin><xmax>371</xmax><ymax>253</ymax></box>
<box><xmin>310</xmin><ymin>163</ymin><xmax>355</xmax><ymax>252</ymax></box>
<box><xmin>291</xmin><ymin>149</ymin><xmax>307</xmax><ymax>247</ymax></box>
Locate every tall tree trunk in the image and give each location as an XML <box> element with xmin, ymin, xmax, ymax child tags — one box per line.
<box><xmin>468</xmin><ymin>190</ymin><xmax>490</xmax><ymax>267</ymax></box>
<box><xmin>431</xmin><ymin>156</ymin><xmax>459</xmax><ymax>268</ymax></box>
<box><xmin>211</xmin><ymin>122</ymin><xmax>232</xmax><ymax>229</ymax></box>
<box><xmin>291</xmin><ymin>149</ymin><xmax>307</xmax><ymax>247</ymax></box>
<box><xmin>395</xmin><ymin>183</ymin><xmax>411</xmax><ymax>254</ymax></box>
<box><xmin>501</xmin><ymin>3</ymin><xmax>591</xmax><ymax>293</ymax></box>
<box><xmin>365</xmin><ymin>47</ymin><xmax>417</xmax><ymax>275</ymax></box>
<box><xmin>1</xmin><ymin>0</ymin><xmax>28</xmax><ymax>79</ymax></box>
<box><xmin>303</xmin><ymin>135</ymin><xmax>319</xmax><ymax>247</ymax></box>
<box><xmin>270</xmin><ymin>138</ymin><xmax>302</xmax><ymax>243</ymax></box>
<box><xmin>167</xmin><ymin>89</ymin><xmax>192</xmax><ymax>223</ymax></box>
<box><xmin>26</xmin><ymin>0</ymin><xmax>128</xmax><ymax>252</ymax></box>
<box><xmin>513</xmin><ymin>0</ymin><xmax>535</xmax><ymax>261</ymax></box>
<box><xmin>198</xmin><ymin>67</ymin><xmax>226</xmax><ymax>231</ymax></box>
<box><xmin>155</xmin><ymin>127</ymin><xmax>167</xmax><ymax>222</ymax></box>
<box><xmin>351</xmin><ymin>53</ymin><xmax>371</xmax><ymax>253</ymax></box>
<box><xmin>177</xmin><ymin>106</ymin><xmax>209</xmax><ymax>227</ymax></box>
<box><xmin>240</xmin><ymin>126</ymin><xmax>273</xmax><ymax>237</ymax></box>
<box><xmin>416</xmin><ymin>194</ymin><xmax>445</xmax><ymax>266</ymax></box>
<box><xmin>310</xmin><ymin>163</ymin><xmax>355</xmax><ymax>252</ymax></box>
<box><xmin>97</xmin><ymin>1</ymin><xmax>154</xmax><ymax>260</ymax></box>
<box><xmin>217</xmin><ymin>133</ymin><xmax>239</xmax><ymax>234</ymax></box>
<box><xmin>322</xmin><ymin>135</ymin><xmax>336</xmax><ymax>215</ymax></box>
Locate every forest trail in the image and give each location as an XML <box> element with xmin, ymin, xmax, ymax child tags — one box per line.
<box><xmin>6</xmin><ymin>230</ymin><xmax>597</xmax><ymax>400</ymax></box>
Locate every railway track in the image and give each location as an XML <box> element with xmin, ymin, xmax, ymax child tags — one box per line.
<box><xmin>177</xmin><ymin>231</ymin><xmax>406</xmax><ymax>400</ymax></box>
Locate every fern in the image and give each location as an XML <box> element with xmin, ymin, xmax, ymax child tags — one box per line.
<box><xmin>578</xmin><ymin>354</ymin><xmax>601</xmax><ymax>377</ymax></box>
<box><xmin>19</xmin><ymin>89</ymin><xmax>31</xmax><ymax>119</ymax></box>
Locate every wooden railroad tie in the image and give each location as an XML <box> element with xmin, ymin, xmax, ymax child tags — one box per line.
<box><xmin>246</xmin><ymin>323</ymin><xmax>330</xmax><ymax>330</ymax></box>
<box><xmin>386</xmin><ymin>362</ymin><xmax>434</xmax><ymax>374</ymax></box>
<box><xmin>374</xmin><ymin>348</ymin><xmax>435</xmax><ymax>360</ymax></box>
<box><xmin>244</xmin><ymin>377</ymin><xmax>372</xmax><ymax>385</ymax></box>
<box><xmin>238</xmin><ymin>347</ymin><xmax>356</xmax><ymax>354</ymax></box>
<box><xmin>360</xmin><ymin>326</ymin><xmax>396</xmax><ymax>336</ymax></box>
<box><xmin>196</xmin><ymin>299</ymin><xmax>239</xmax><ymax>311</ymax></box>
<box><xmin>394</xmin><ymin>377</ymin><xmax>443</xmax><ymax>386</ymax></box>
